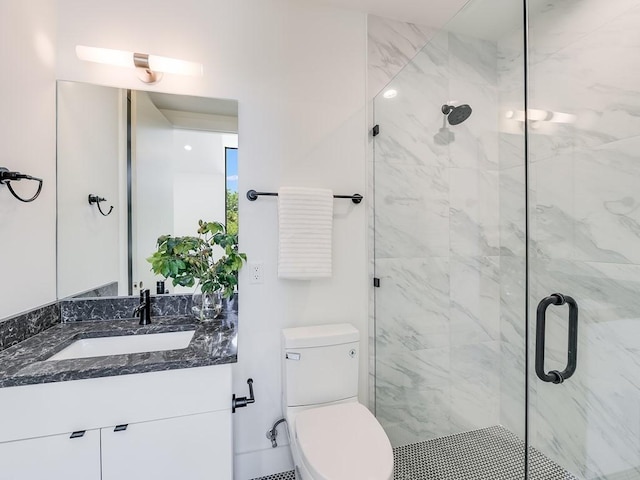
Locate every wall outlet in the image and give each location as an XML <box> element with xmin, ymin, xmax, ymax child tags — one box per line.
<box><xmin>249</xmin><ymin>262</ymin><xmax>264</xmax><ymax>284</ymax></box>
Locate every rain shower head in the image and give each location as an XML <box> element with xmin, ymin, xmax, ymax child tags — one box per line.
<box><xmin>442</xmin><ymin>104</ymin><xmax>472</xmax><ymax>125</ymax></box>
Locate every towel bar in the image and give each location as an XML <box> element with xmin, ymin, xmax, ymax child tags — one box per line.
<box><xmin>246</xmin><ymin>189</ymin><xmax>363</xmax><ymax>204</ymax></box>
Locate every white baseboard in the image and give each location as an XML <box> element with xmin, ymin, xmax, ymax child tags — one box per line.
<box><xmin>234</xmin><ymin>445</ymin><xmax>294</xmax><ymax>480</ymax></box>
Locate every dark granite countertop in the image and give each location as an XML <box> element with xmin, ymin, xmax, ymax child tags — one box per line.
<box><xmin>0</xmin><ymin>315</ymin><xmax>237</xmax><ymax>388</ymax></box>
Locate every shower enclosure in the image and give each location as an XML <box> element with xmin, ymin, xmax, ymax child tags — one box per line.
<box><xmin>372</xmin><ymin>0</ymin><xmax>640</xmax><ymax>478</ymax></box>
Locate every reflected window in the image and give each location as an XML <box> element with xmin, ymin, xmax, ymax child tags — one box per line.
<box><xmin>225</xmin><ymin>147</ymin><xmax>238</xmax><ymax>235</ymax></box>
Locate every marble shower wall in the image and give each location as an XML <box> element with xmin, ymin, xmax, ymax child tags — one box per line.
<box><xmin>366</xmin><ymin>14</ymin><xmax>437</xmax><ymax>415</ymax></box>
<box><xmin>497</xmin><ymin>25</ymin><xmax>527</xmax><ymax>443</ymax></box>
<box><xmin>372</xmin><ymin>0</ymin><xmax>640</xmax><ymax>476</ymax></box>
<box><xmin>524</xmin><ymin>0</ymin><xmax>640</xmax><ymax>478</ymax></box>
<box><xmin>367</xmin><ymin>15</ymin><xmax>436</xmax><ymax>99</ymax></box>
<box><xmin>372</xmin><ymin>26</ymin><xmax>505</xmax><ymax>446</ymax></box>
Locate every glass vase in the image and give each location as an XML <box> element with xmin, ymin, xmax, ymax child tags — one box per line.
<box><xmin>191</xmin><ymin>289</ymin><xmax>223</xmax><ymax>321</ymax></box>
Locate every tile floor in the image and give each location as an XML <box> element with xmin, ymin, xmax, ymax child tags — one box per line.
<box><xmin>252</xmin><ymin>425</ymin><xmax>577</xmax><ymax>480</ymax></box>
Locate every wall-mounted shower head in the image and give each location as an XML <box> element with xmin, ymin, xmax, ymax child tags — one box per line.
<box><xmin>442</xmin><ymin>104</ymin><xmax>472</xmax><ymax>125</ymax></box>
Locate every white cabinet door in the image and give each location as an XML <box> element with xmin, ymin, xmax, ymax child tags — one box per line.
<box><xmin>0</xmin><ymin>429</ymin><xmax>101</xmax><ymax>480</ymax></box>
<box><xmin>101</xmin><ymin>410</ymin><xmax>232</xmax><ymax>480</ymax></box>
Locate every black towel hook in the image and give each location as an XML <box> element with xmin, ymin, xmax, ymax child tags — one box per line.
<box><xmin>88</xmin><ymin>194</ymin><xmax>114</xmax><ymax>216</ymax></box>
<box><xmin>0</xmin><ymin>167</ymin><xmax>43</xmax><ymax>203</ymax></box>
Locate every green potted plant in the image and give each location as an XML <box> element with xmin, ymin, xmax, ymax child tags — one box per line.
<box><xmin>147</xmin><ymin>220</ymin><xmax>247</xmax><ymax>321</ymax></box>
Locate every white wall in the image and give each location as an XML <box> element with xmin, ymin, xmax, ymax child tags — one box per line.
<box><xmin>0</xmin><ymin>1</ymin><xmax>57</xmax><ymax>318</ymax></box>
<box><xmin>57</xmin><ymin>81</ymin><xmax>123</xmax><ymax>298</ymax></box>
<box><xmin>54</xmin><ymin>1</ymin><xmax>367</xmax><ymax>478</ymax></box>
<box><xmin>0</xmin><ymin>1</ymin><xmax>366</xmax><ymax>476</ymax></box>
<box><xmin>172</xmin><ymin>130</ymin><xmax>229</xmax><ymax>238</ymax></box>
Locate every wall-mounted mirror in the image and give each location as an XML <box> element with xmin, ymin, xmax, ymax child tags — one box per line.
<box><xmin>56</xmin><ymin>81</ymin><xmax>238</xmax><ymax>299</ymax></box>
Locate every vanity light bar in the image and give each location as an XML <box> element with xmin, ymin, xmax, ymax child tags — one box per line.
<box><xmin>75</xmin><ymin>45</ymin><xmax>203</xmax><ymax>83</ymax></box>
<box><xmin>145</xmin><ymin>54</ymin><xmax>203</xmax><ymax>77</ymax></box>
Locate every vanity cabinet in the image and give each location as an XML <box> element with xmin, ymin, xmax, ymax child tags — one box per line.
<box><xmin>0</xmin><ymin>365</ymin><xmax>233</xmax><ymax>480</ymax></box>
<box><xmin>0</xmin><ymin>429</ymin><xmax>101</xmax><ymax>480</ymax></box>
<box><xmin>0</xmin><ymin>411</ymin><xmax>232</xmax><ymax>480</ymax></box>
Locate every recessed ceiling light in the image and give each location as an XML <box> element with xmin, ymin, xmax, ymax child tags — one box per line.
<box><xmin>383</xmin><ymin>89</ymin><xmax>397</xmax><ymax>99</ymax></box>
<box><xmin>184</xmin><ymin>145</ymin><xmax>192</xmax><ymax>151</ymax></box>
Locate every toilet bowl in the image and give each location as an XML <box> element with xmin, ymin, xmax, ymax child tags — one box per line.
<box><xmin>282</xmin><ymin>324</ymin><xmax>393</xmax><ymax>480</ymax></box>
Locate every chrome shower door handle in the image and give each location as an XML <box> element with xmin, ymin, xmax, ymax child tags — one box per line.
<box><xmin>535</xmin><ymin>293</ymin><xmax>579</xmax><ymax>384</ymax></box>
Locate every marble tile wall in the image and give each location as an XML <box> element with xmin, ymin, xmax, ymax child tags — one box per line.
<box><xmin>367</xmin><ymin>15</ymin><xmax>436</xmax><ymax>99</ymax></box>
<box><xmin>367</xmin><ymin>14</ymin><xmax>438</xmax><ymax>416</ymax></box>
<box><xmin>496</xmin><ymin>22</ymin><xmax>527</xmax><ymax>444</ymax></box>
<box><xmin>372</xmin><ymin>24</ymin><xmax>505</xmax><ymax>446</ymax></box>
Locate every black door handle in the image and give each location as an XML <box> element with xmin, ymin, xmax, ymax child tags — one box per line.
<box><xmin>535</xmin><ymin>293</ymin><xmax>579</xmax><ymax>384</ymax></box>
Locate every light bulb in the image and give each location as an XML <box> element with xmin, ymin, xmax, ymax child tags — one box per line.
<box><xmin>76</xmin><ymin>46</ymin><xmax>134</xmax><ymax>69</ymax></box>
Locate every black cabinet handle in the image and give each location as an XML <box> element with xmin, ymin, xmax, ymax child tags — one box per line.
<box><xmin>535</xmin><ymin>293</ymin><xmax>579</xmax><ymax>384</ymax></box>
<box><xmin>70</xmin><ymin>430</ymin><xmax>86</xmax><ymax>439</ymax></box>
<box><xmin>114</xmin><ymin>424</ymin><xmax>128</xmax><ymax>432</ymax></box>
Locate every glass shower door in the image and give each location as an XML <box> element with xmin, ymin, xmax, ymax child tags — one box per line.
<box><xmin>373</xmin><ymin>0</ymin><xmax>528</xmax><ymax>476</ymax></box>
<box><xmin>527</xmin><ymin>0</ymin><xmax>640</xmax><ymax>478</ymax></box>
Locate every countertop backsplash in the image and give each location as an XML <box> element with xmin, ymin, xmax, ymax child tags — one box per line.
<box><xmin>0</xmin><ymin>293</ymin><xmax>238</xmax><ymax>352</ymax></box>
<box><xmin>0</xmin><ymin>303</ymin><xmax>60</xmax><ymax>352</ymax></box>
<box><xmin>60</xmin><ymin>294</ymin><xmax>193</xmax><ymax>322</ymax></box>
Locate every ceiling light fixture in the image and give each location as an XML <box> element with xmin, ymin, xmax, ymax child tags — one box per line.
<box><xmin>75</xmin><ymin>45</ymin><xmax>203</xmax><ymax>84</ymax></box>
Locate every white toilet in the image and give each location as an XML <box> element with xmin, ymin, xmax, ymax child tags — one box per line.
<box><xmin>282</xmin><ymin>323</ymin><xmax>393</xmax><ymax>480</ymax></box>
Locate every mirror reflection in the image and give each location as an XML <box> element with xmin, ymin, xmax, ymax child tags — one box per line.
<box><xmin>56</xmin><ymin>81</ymin><xmax>238</xmax><ymax>299</ymax></box>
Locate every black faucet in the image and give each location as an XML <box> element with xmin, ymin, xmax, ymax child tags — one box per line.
<box><xmin>133</xmin><ymin>289</ymin><xmax>152</xmax><ymax>325</ymax></box>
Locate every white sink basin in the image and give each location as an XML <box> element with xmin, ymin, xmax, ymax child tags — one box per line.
<box><xmin>46</xmin><ymin>330</ymin><xmax>196</xmax><ymax>361</ymax></box>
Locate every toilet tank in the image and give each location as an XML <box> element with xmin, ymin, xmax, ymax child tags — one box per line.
<box><xmin>283</xmin><ymin>324</ymin><xmax>359</xmax><ymax>407</ymax></box>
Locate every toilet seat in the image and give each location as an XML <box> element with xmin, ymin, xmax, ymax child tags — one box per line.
<box><xmin>294</xmin><ymin>402</ymin><xmax>393</xmax><ymax>480</ymax></box>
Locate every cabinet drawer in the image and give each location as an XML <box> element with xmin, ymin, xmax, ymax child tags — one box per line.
<box><xmin>101</xmin><ymin>411</ymin><xmax>232</xmax><ymax>480</ymax></box>
<box><xmin>0</xmin><ymin>429</ymin><xmax>101</xmax><ymax>480</ymax></box>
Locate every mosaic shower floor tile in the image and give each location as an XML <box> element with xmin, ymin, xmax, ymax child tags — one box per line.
<box><xmin>252</xmin><ymin>425</ymin><xmax>577</xmax><ymax>480</ymax></box>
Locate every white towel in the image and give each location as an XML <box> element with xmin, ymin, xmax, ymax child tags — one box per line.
<box><xmin>278</xmin><ymin>186</ymin><xmax>334</xmax><ymax>279</ymax></box>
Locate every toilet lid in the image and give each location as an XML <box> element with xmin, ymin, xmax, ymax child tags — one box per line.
<box><xmin>295</xmin><ymin>403</ymin><xmax>393</xmax><ymax>480</ymax></box>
